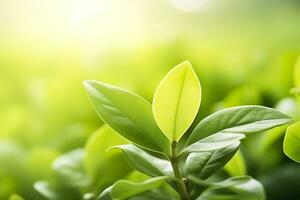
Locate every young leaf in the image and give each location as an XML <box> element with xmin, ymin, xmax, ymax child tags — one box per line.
<box><xmin>197</xmin><ymin>176</ymin><xmax>265</xmax><ymax>200</ymax></box>
<box><xmin>84</xmin><ymin>80</ymin><xmax>170</xmax><ymax>155</ymax></box>
<box><xmin>186</xmin><ymin>105</ymin><xmax>292</xmax><ymax>146</ymax></box>
<box><xmin>186</xmin><ymin>142</ymin><xmax>240</xmax><ymax>182</ymax></box>
<box><xmin>98</xmin><ymin>177</ymin><xmax>170</xmax><ymax>200</ymax></box>
<box><xmin>224</xmin><ymin>150</ymin><xmax>246</xmax><ymax>176</ymax></box>
<box><xmin>110</xmin><ymin>144</ymin><xmax>173</xmax><ymax>177</ymax></box>
<box><xmin>182</xmin><ymin>133</ymin><xmax>245</xmax><ymax>154</ymax></box>
<box><xmin>283</xmin><ymin>122</ymin><xmax>300</xmax><ymax>163</ymax></box>
<box><xmin>153</xmin><ymin>61</ymin><xmax>201</xmax><ymax>141</ymax></box>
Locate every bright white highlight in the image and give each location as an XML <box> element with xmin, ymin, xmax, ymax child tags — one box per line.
<box><xmin>172</xmin><ymin>0</ymin><xmax>206</xmax><ymax>12</ymax></box>
<box><xmin>67</xmin><ymin>0</ymin><xmax>107</xmax><ymax>26</ymax></box>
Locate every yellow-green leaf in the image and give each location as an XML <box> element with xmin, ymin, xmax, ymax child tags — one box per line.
<box><xmin>153</xmin><ymin>61</ymin><xmax>201</xmax><ymax>141</ymax></box>
<box><xmin>284</xmin><ymin>122</ymin><xmax>300</xmax><ymax>163</ymax></box>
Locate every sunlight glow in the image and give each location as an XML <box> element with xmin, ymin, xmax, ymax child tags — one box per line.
<box><xmin>67</xmin><ymin>0</ymin><xmax>107</xmax><ymax>26</ymax></box>
<box><xmin>172</xmin><ymin>0</ymin><xmax>206</xmax><ymax>12</ymax></box>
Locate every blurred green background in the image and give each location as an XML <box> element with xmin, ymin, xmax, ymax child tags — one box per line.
<box><xmin>1</xmin><ymin>0</ymin><xmax>300</xmax><ymax>199</ymax></box>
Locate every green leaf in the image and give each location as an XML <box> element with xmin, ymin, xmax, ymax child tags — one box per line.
<box><xmin>224</xmin><ymin>150</ymin><xmax>246</xmax><ymax>177</ymax></box>
<box><xmin>84</xmin><ymin>80</ymin><xmax>170</xmax><ymax>155</ymax></box>
<box><xmin>182</xmin><ymin>133</ymin><xmax>245</xmax><ymax>154</ymax></box>
<box><xmin>186</xmin><ymin>106</ymin><xmax>292</xmax><ymax>146</ymax></box>
<box><xmin>110</xmin><ymin>144</ymin><xmax>173</xmax><ymax>177</ymax></box>
<box><xmin>186</xmin><ymin>142</ymin><xmax>240</xmax><ymax>182</ymax></box>
<box><xmin>284</xmin><ymin>122</ymin><xmax>300</xmax><ymax>163</ymax></box>
<box><xmin>129</xmin><ymin>188</ymin><xmax>179</xmax><ymax>200</ymax></box>
<box><xmin>153</xmin><ymin>61</ymin><xmax>201</xmax><ymax>141</ymax></box>
<box><xmin>52</xmin><ymin>149</ymin><xmax>91</xmax><ymax>188</ymax></box>
<box><xmin>84</xmin><ymin>125</ymin><xmax>132</xmax><ymax>189</ymax></box>
<box><xmin>197</xmin><ymin>176</ymin><xmax>265</xmax><ymax>200</ymax></box>
<box><xmin>98</xmin><ymin>177</ymin><xmax>169</xmax><ymax>200</ymax></box>
<box><xmin>129</xmin><ymin>182</ymin><xmax>180</xmax><ymax>200</ymax></box>
<box><xmin>8</xmin><ymin>194</ymin><xmax>25</xmax><ymax>200</ymax></box>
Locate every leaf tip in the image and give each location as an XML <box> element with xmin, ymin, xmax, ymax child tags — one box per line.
<box><xmin>83</xmin><ymin>79</ymin><xmax>93</xmax><ymax>86</ymax></box>
<box><xmin>175</xmin><ymin>60</ymin><xmax>195</xmax><ymax>73</ymax></box>
<box><xmin>83</xmin><ymin>80</ymin><xmax>110</xmax><ymax>96</ymax></box>
<box><xmin>83</xmin><ymin>80</ymin><xmax>96</xmax><ymax>91</ymax></box>
<box><xmin>180</xmin><ymin>60</ymin><xmax>192</xmax><ymax>66</ymax></box>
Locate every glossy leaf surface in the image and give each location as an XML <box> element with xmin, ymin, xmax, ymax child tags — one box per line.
<box><xmin>197</xmin><ymin>176</ymin><xmax>265</xmax><ymax>200</ymax></box>
<box><xmin>84</xmin><ymin>80</ymin><xmax>170</xmax><ymax>154</ymax></box>
<box><xmin>110</xmin><ymin>144</ymin><xmax>173</xmax><ymax>177</ymax></box>
<box><xmin>186</xmin><ymin>142</ymin><xmax>240</xmax><ymax>181</ymax></box>
<box><xmin>182</xmin><ymin>133</ymin><xmax>244</xmax><ymax>154</ymax></box>
<box><xmin>98</xmin><ymin>177</ymin><xmax>169</xmax><ymax>200</ymax></box>
<box><xmin>153</xmin><ymin>61</ymin><xmax>201</xmax><ymax>141</ymax></box>
<box><xmin>187</xmin><ymin>106</ymin><xmax>292</xmax><ymax>146</ymax></box>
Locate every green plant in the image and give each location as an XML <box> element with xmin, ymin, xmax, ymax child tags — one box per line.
<box><xmin>33</xmin><ymin>126</ymin><xmax>133</xmax><ymax>200</ymax></box>
<box><xmin>84</xmin><ymin>61</ymin><xmax>292</xmax><ymax>200</ymax></box>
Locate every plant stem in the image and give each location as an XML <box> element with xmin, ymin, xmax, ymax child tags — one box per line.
<box><xmin>171</xmin><ymin>141</ymin><xmax>189</xmax><ymax>200</ymax></box>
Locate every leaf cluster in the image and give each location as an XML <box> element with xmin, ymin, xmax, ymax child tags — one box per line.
<box><xmin>83</xmin><ymin>61</ymin><xmax>292</xmax><ymax>200</ymax></box>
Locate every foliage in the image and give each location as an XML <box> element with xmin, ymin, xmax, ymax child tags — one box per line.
<box><xmin>0</xmin><ymin>1</ymin><xmax>300</xmax><ymax>199</ymax></box>
<box><xmin>84</xmin><ymin>61</ymin><xmax>292</xmax><ymax>200</ymax></box>
<box><xmin>33</xmin><ymin>126</ymin><xmax>133</xmax><ymax>200</ymax></box>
